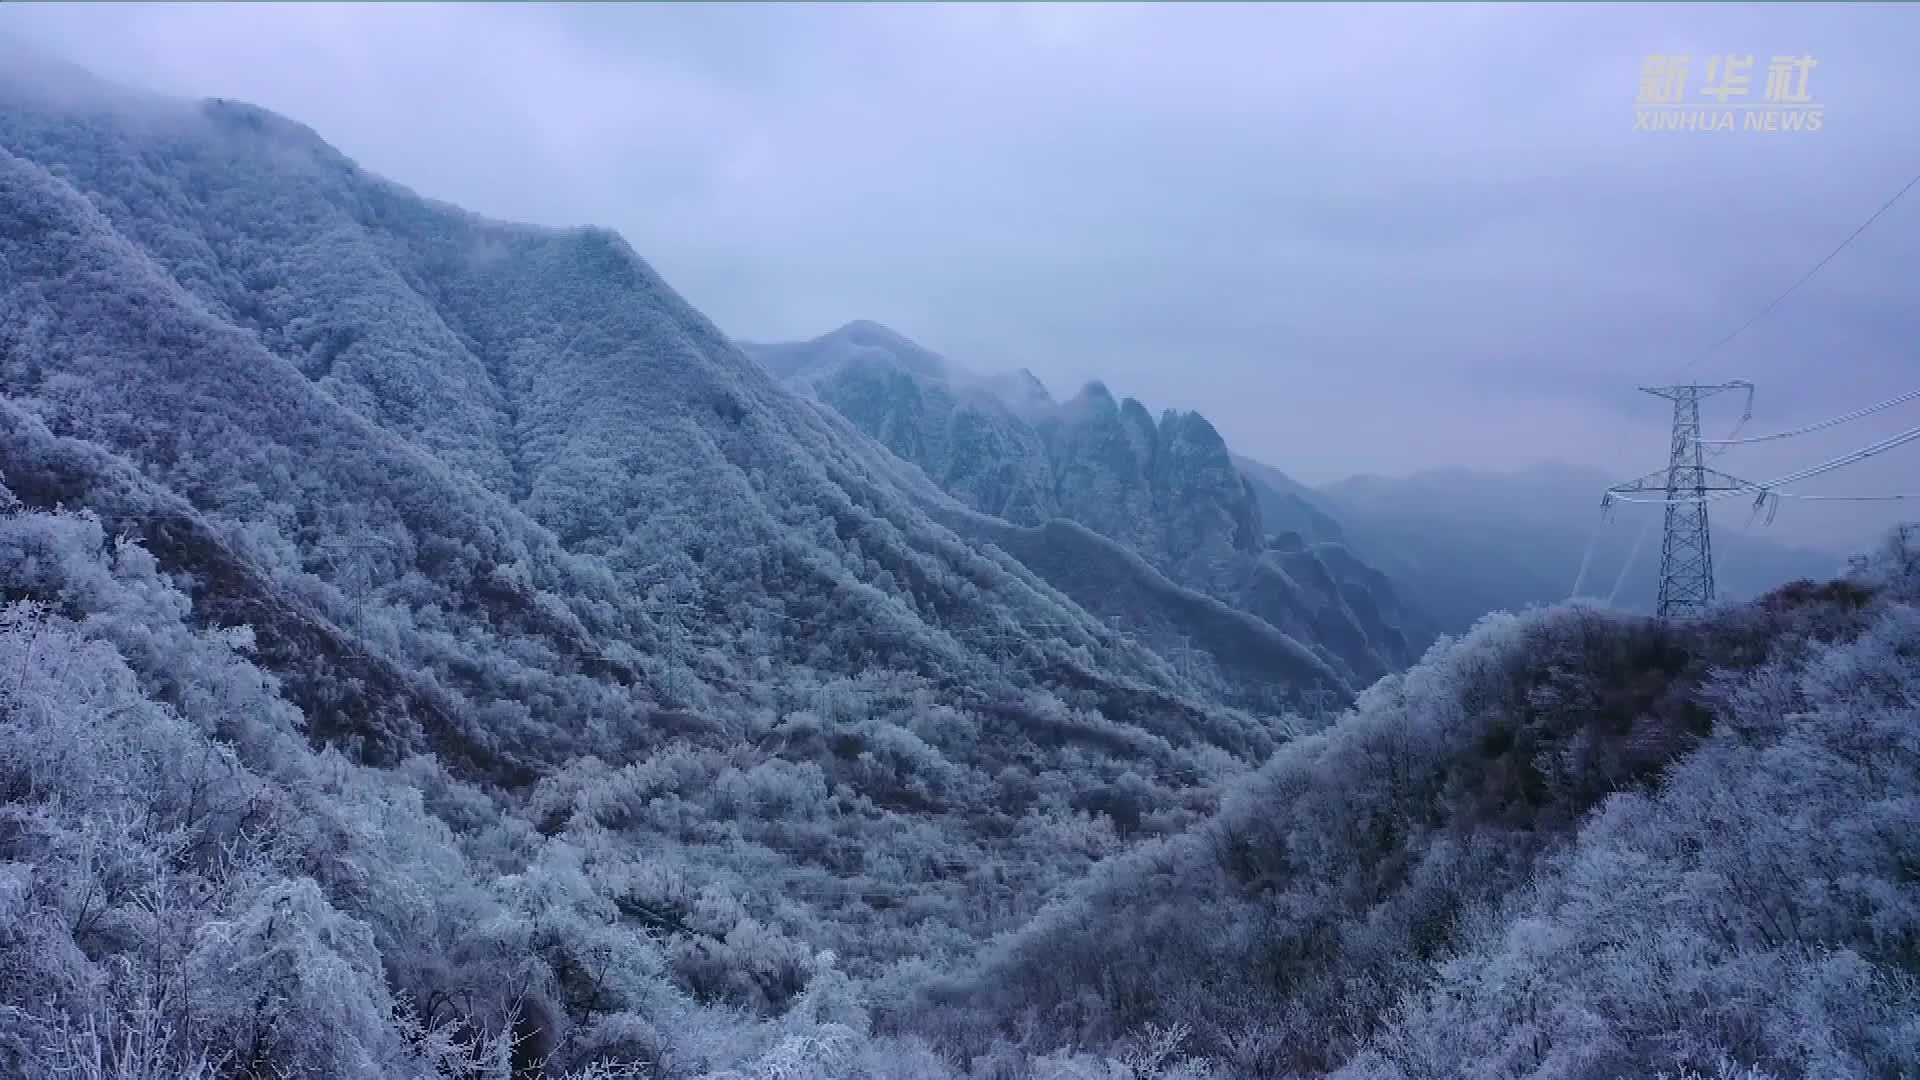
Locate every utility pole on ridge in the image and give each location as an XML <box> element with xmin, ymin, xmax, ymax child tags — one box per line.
<box><xmin>1606</xmin><ymin>382</ymin><xmax>1755</xmax><ymax>619</ymax></box>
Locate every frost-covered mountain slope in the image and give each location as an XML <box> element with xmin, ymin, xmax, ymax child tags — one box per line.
<box><xmin>745</xmin><ymin>322</ymin><xmax>1433</xmax><ymax>684</ymax></box>
<box><xmin>907</xmin><ymin>535</ymin><xmax>1920</xmax><ymax>1078</ymax></box>
<box><xmin>750</xmin><ymin>322</ymin><xmax>1061</xmax><ymax>525</ymax></box>
<box><xmin>0</xmin><ymin>65</ymin><xmax>1351</xmax><ymax>735</ymax></box>
<box><xmin>0</xmin><ymin>399</ymin><xmax>491</xmax><ymax>774</ymax></box>
<box><xmin>0</xmin><ymin>485</ymin><xmax>1246</xmax><ymax>1080</ymax></box>
<box><xmin>0</xmin><ymin>61</ymin><xmax>1371</xmax><ymax>1076</ymax></box>
<box><xmin>1231</xmin><ymin>452</ymin><xmax>1350</xmax><ymax>546</ymax></box>
<box><xmin>3</xmin><ymin>53</ymin><xmax>1912</xmax><ymax>1080</ymax></box>
<box><xmin>0</xmin><ymin>62</ymin><xmax>1371</xmax><ymax>999</ymax></box>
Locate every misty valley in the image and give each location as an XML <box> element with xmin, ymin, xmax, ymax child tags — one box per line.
<box><xmin>0</xmin><ymin>16</ymin><xmax>1916</xmax><ymax>1080</ymax></box>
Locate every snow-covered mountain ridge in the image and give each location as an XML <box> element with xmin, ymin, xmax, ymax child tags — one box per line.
<box><xmin>746</xmin><ymin>322</ymin><xmax>1433</xmax><ymax>687</ymax></box>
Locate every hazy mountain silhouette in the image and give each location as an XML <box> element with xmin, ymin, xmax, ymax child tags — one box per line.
<box><xmin>746</xmin><ymin>323</ymin><xmax>1433</xmax><ymax>685</ymax></box>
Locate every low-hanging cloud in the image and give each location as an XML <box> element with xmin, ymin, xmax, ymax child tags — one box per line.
<box><xmin>3</xmin><ymin>1</ymin><xmax>1915</xmax><ymax>548</ymax></box>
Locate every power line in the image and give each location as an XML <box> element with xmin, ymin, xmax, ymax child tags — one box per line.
<box><xmin>1697</xmin><ymin>386</ymin><xmax>1920</xmax><ymax>445</ymax></box>
<box><xmin>1767</xmin><ymin>491</ymin><xmax>1920</xmax><ymax>502</ymax></box>
<box><xmin>1595</xmin><ymin>170</ymin><xmax>1919</xmax><ymax>605</ymax></box>
<box><xmin>1605</xmin><ymin>392</ymin><xmax>1919</xmax><ymax>615</ymax></box>
<box><xmin>1603</xmin><ymin>390</ymin><xmax>1920</xmax><ymax>556</ymax></box>
<box><xmin>1689</xmin><ymin>167</ymin><xmax>1920</xmax><ymax>367</ymax></box>
<box><xmin>1701</xmin><ymin>410</ymin><xmax>1750</xmax><ymax>461</ymax></box>
<box><xmin>1607</xmin><ymin>518</ymin><xmax>1654</xmax><ymax>607</ymax></box>
<box><xmin>1717</xmin><ymin>422</ymin><xmax>1920</xmax><ymax>493</ymax></box>
<box><xmin>1568</xmin><ymin>523</ymin><xmax>1603</xmax><ymax>598</ymax></box>
<box><xmin>1608</xmin><ymin>422</ymin><xmax>1920</xmax><ymax>506</ymax></box>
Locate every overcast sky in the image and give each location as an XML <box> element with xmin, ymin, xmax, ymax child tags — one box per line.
<box><xmin>4</xmin><ymin>2</ymin><xmax>1916</xmax><ymax>549</ymax></box>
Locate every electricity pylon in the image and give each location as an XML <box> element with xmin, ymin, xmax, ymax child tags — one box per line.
<box><xmin>1605</xmin><ymin>382</ymin><xmax>1754</xmax><ymax>619</ymax></box>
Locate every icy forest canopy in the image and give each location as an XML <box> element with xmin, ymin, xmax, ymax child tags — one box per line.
<box><xmin>0</xmin><ymin>54</ymin><xmax>1916</xmax><ymax>1080</ymax></box>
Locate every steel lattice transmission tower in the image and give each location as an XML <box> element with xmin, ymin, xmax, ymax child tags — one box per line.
<box><xmin>1606</xmin><ymin>382</ymin><xmax>1755</xmax><ymax>619</ymax></box>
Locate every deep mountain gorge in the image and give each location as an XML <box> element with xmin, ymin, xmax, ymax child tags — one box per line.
<box><xmin>0</xmin><ymin>54</ymin><xmax>1913</xmax><ymax>1080</ymax></box>
<box><xmin>0</xmin><ymin>60</ymin><xmax>1340</xmax><ymax>1072</ymax></box>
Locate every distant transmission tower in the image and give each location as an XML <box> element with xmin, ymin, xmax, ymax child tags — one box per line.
<box><xmin>1606</xmin><ymin>383</ymin><xmax>1755</xmax><ymax>619</ymax></box>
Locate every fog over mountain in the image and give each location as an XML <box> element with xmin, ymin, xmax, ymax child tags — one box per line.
<box><xmin>0</xmin><ymin>30</ymin><xmax>1915</xmax><ymax>1080</ymax></box>
<box><xmin>6</xmin><ymin>2</ymin><xmax>1917</xmax><ymax>551</ymax></box>
<box><xmin>749</xmin><ymin>323</ymin><xmax>1842</xmax><ymax>658</ymax></box>
<box><xmin>746</xmin><ymin>322</ymin><xmax>1429</xmax><ymax>687</ymax></box>
<box><xmin>1304</xmin><ymin>461</ymin><xmax>1847</xmax><ymax>635</ymax></box>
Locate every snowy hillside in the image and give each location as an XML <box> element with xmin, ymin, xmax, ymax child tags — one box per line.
<box><xmin>1</xmin><ymin>53</ymin><xmax>1914</xmax><ymax>1080</ymax></box>
<box><xmin>745</xmin><ymin>323</ymin><xmax>1433</xmax><ymax>686</ymax></box>
<box><xmin>0</xmin><ymin>61</ymin><xmax>1358</xmax><ymax>1074</ymax></box>
<box><xmin>6</xmin><ymin>458</ymin><xmax>1913</xmax><ymax>1079</ymax></box>
<box><xmin>910</xmin><ymin>533</ymin><xmax>1920</xmax><ymax>1078</ymax></box>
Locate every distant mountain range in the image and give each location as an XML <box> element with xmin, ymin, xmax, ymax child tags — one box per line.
<box><xmin>748</xmin><ymin>324</ymin><xmax>1848</xmax><ymax>662</ymax></box>
<box><xmin>745</xmin><ymin>323</ymin><xmax>1431</xmax><ymax>688</ymax></box>
<box><xmin>2</xmin><ymin>51</ymin><xmax>1908</xmax><ymax>1080</ymax></box>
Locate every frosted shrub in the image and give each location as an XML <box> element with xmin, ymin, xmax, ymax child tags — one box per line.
<box><xmin>700</xmin><ymin>1024</ymin><xmax>859</xmax><ymax>1080</ymax></box>
<box><xmin>185</xmin><ymin>878</ymin><xmax>394</xmax><ymax>1079</ymax></box>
